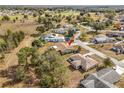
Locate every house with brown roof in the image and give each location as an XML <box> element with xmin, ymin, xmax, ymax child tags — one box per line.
<box><xmin>68</xmin><ymin>54</ymin><xmax>99</xmax><ymax>71</ymax></box>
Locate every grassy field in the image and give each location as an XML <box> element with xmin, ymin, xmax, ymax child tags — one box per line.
<box><xmin>0</xmin><ymin>18</ymin><xmax>39</xmax><ymax>35</ymax></box>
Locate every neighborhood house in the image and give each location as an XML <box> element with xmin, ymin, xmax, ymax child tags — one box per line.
<box><xmin>68</xmin><ymin>53</ymin><xmax>99</xmax><ymax>71</ymax></box>
<box><xmin>92</xmin><ymin>35</ymin><xmax>115</xmax><ymax>44</ymax></box>
<box><xmin>106</xmin><ymin>31</ymin><xmax>124</xmax><ymax>37</ymax></box>
<box><xmin>53</xmin><ymin>28</ymin><xmax>68</xmax><ymax>34</ymax></box>
<box><xmin>112</xmin><ymin>44</ymin><xmax>124</xmax><ymax>54</ymax></box>
<box><xmin>42</xmin><ymin>34</ymin><xmax>65</xmax><ymax>42</ymax></box>
<box><xmin>52</xmin><ymin>43</ymin><xmax>80</xmax><ymax>55</ymax></box>
<box><xmin>80</xmin><ymin>68</ymin><xmax>120</xmax><ymax>88</ymax></box>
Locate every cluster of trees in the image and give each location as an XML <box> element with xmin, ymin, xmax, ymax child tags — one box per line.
<box><xmin>80</xmin><ymin>32</ymin><xmax>88</xmax><ymax>41</ymax></box>
<box><xmin>0</xmin><ymin>30</ymin><xmax>25</xmax><ymax>53</ymax></box>
<box><xmin>92</xmin><ymin>19</ymin><xmax>113</xmax><ymax>34</ymax></box>
<box><xmin>97</xmin><ymin>58</ymin><xmax>114</xmax><ymax>71</ymax></box>
<box><xmin>104</xmin><ymin>10</ymin><xmax>116</xmax><ymax>20</ymax></box>
<box><xmin>37</xmin><ymin>17</ymin><xmax>55</xmax><ymax>34</ymax></box>
<box><xmin>36</xmin><ymin>12</ymin><xmax>64</xmax><ymax>34</ymax></box>
<box><xmin>32</xmin><ymin>39</ymin><xmax>46</xmax><ymax>48</ymax></box>
<box><xmin>16</xmin><ymin>48</ymin><xmax>69</xmax><ymax>87</ymax></box>
<box><xmin>103</xmin><ymin>58</ymin><xmax>114</xmax><ymax>67</ymax></box>
<box><xmin>2</xmin><ymin>15</ymin><xmax>10</xmax><ymax>21</ymax></box>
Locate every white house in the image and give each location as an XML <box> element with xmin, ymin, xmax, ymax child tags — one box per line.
<box><xmin>43</xmin><ymin>34</ymin><xmax>65</xmax><ymax>42</ymax></box>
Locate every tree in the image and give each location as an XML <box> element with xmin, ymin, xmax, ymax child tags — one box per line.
<box><xmin>15</xmin><ymin>17</ymin><xmax>18</xmax><ymax>20</ymax></box>
<box><xmin>2</xmin><ymin>15</ymin><xmax>10</xmax><ymax>21</ymax></box>
<box><xmin>92</xmin><ymin>22</ymin><xmax>106</xmax><ymax>34</ymax></box>
<box><xmin>15</xmin><ymin>66</ymin><xmax>25</xmax><ymax>81</ymax></box>
<box><xmin>80</xmin><ymin>32</ymin><xmax>88</xmax><ymax>41</ymax></box>
<box><xmin>36</xmin><ymin>25</ymin><xmax>46</xmax><ymax>34</ymax></box>
<box><xmin>82</xmin><ymin>16</ymin><xmax>94</xmax><ymax>26</ymax></box>
<box><xmin>17</xmin><ymin>47</ymin><xmax>32</xmax><ymax>66</ymax></box>
<box><xmin>13</xmin><ymin>19</ymin><xmax>16</xmax><ymax>23</ymax></box>
<box><xmin>105</xmin><ymin>10</ymin><xmax>116</xmax><ymax>20</ymax></box>
<box><xmin>24</xmin><ymin>15</ymin><xmax>28</xmax><ymax>19</ymax></box>
<box><xmin>105</xmin><ymin>19</ymin><xmax>113</xmax><ymax>27</ymax></box>
<box><xmin>80</xmin><ymin>12</ymin><xmax>85</xmax><ymax>16</ymax></box>
<box><xmin>33</xmin><ymin>13</ymin><xmax>37</xmax><ymax>17</ymax></box>
<box><xmin>37</xmin><ymin>17</ymin><xmax>42</xmax><ymax>24</ymax></box>
<box><xmin>32</xmin><ymin>39</ymin><xmax>43</xmax><ymax>47</ymax></box>
<box><xmin>103</xmin><ymin>58</ymin><xmax>114</xmax><ymax>67</ymax></box>
<box><xmin>0</xmin><ymin>38</ymin><xmax>7</xmax><ymax>53</ymax></box>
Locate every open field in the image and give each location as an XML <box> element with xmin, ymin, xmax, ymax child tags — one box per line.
<box><xmin>0</xmin><ymin>20</ymin><xmax>39</xmax><ymax>35</ymax></box>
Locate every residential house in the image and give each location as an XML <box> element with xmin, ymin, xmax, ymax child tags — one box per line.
<box><xmin>42</xmin><ymin>34</ymin><xmax>65</xmax><ymax>42</ymax></box>
<box><xmin>63</xmin><ymin>24</ymin><xmax>73</xmax><ymax>28</ymax></box>
<box><xmin>106</xmin><ymin>31</ymin><xmax>124</xmax><ymax>37</ymax></box>
<box><xmin>52</xmin><ymin>43</ymin><xmax>79</xmax><ymax>55</ymax></box>
<box><xmin>68</xmin><ymin>54</ymin><xmax>99</xmax><ymax>71</ymax></box>
<box><xmin>112</xmin><ymin>44</ymin><xmax>124</xmax><ymax>54</ymax></box>
<box><xmin>92</xmin><ymin>35</ymin><xmax>116</xmax><ymax>44</ymax></box>
<box><xmin>53</xmin><ymin>28</ymin><xmax>68</xmax><ymax>34</ymax></box>
<box><xmin>80</xmin><ymin>68</ymin><xmax>120</xmax><ymax>88</ymax></box>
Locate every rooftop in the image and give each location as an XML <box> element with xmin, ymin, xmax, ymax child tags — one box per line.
<box><xmin>81</xmin><ymin>68</ymin><xmax>120</xmax><ymax>88</ymax></box>
<box><xmin>70</xmin><ymin>54</ymin><xmax>98</xmax><ymax>71</ymax></box>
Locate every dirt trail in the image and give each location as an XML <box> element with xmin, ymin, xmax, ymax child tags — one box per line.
<box><xmin>1</xmin><ymin>36</ymin><xmax>35</xmax><ymax>70</ymax></box>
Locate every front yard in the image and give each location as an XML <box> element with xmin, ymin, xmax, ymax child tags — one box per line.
<box><xmin>89</xmin><ymin>43</ymin><xmax>124</xmax><ymax>61</ymax></box>
<box><xmin>115</xmin><ymin>74</ymin><xmax>124</xmax><ymax>88</ymax></box>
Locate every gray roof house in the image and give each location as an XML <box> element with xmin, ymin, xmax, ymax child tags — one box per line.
<box><xmin>68</xmin><ymin>54</ymin><xmax>99</xmax><ymax>71</ymax></box>
<box><xmin>42</xmin><ymin>34</ymin><xmax>65</xmax><ymax>42</ymax></box>
<box><xmin>53</xmin><ymin>28</ymin><xmax>68</xmax><ymax>34</ymax></box>
<box><xmin>92</xmin><ymin>35</ymin><xmax>116</xmax><ymax>44</ymax></box>
<box><xmin>53</xmin><ymin>43</ymin><xmax>78</xmax><ymax>55</ymax></box>
<box><xmin>112</xmin><ymin>44</ymin><xmax>124</xmax><ymax>54</ymax></box>
<box><xmin>106</xmin><ymin>31</ymin><xmax>124</xmax><ymax>37</ymax></box>
<box><xmin>80</xmin><ymin>68</ymin><xmax>120</xmax><ymax>88</ymax></box>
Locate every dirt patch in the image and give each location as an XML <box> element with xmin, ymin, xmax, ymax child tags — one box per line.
<box><xmin>115</xmin><ymin>74</ymin><xmax>124</xmax><ymax>88</ymax></box>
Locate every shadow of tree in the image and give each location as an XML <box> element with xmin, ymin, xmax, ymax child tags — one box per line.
<box><xmin>0</xmin><ymin>65</ymin><xmax>22</xmax><ymax>87</ymax></box>
<box><xmin>68</xmin><ymin>65</ymin><xmax>76</xmax><ymax>72</ymax></box>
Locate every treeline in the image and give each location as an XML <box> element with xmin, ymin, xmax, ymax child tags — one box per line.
<box><xmin>0</xmin><ymin>30</ymin><xmax>25</xmax><ymax>53</ymax></box>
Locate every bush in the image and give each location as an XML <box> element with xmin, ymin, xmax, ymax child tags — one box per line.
<box><xmin>103</xmin><ymin>58</ymin><xmax>114</xmax><ymax>67</ymax></box>
<box><xmin>2</xmin><ymin>15</ymin><xmax>10</xmax><ymax>21</ymax></box>
<box><xmin>32</xmin><ymin>39</ymin><xmax>43</xmax><ymax>47</ymax></box>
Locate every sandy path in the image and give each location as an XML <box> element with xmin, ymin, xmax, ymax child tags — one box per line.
<box><xmin>4</xmin><ymin>36</ymin><xmax>35</xmax><ymax>69</ymax></box>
